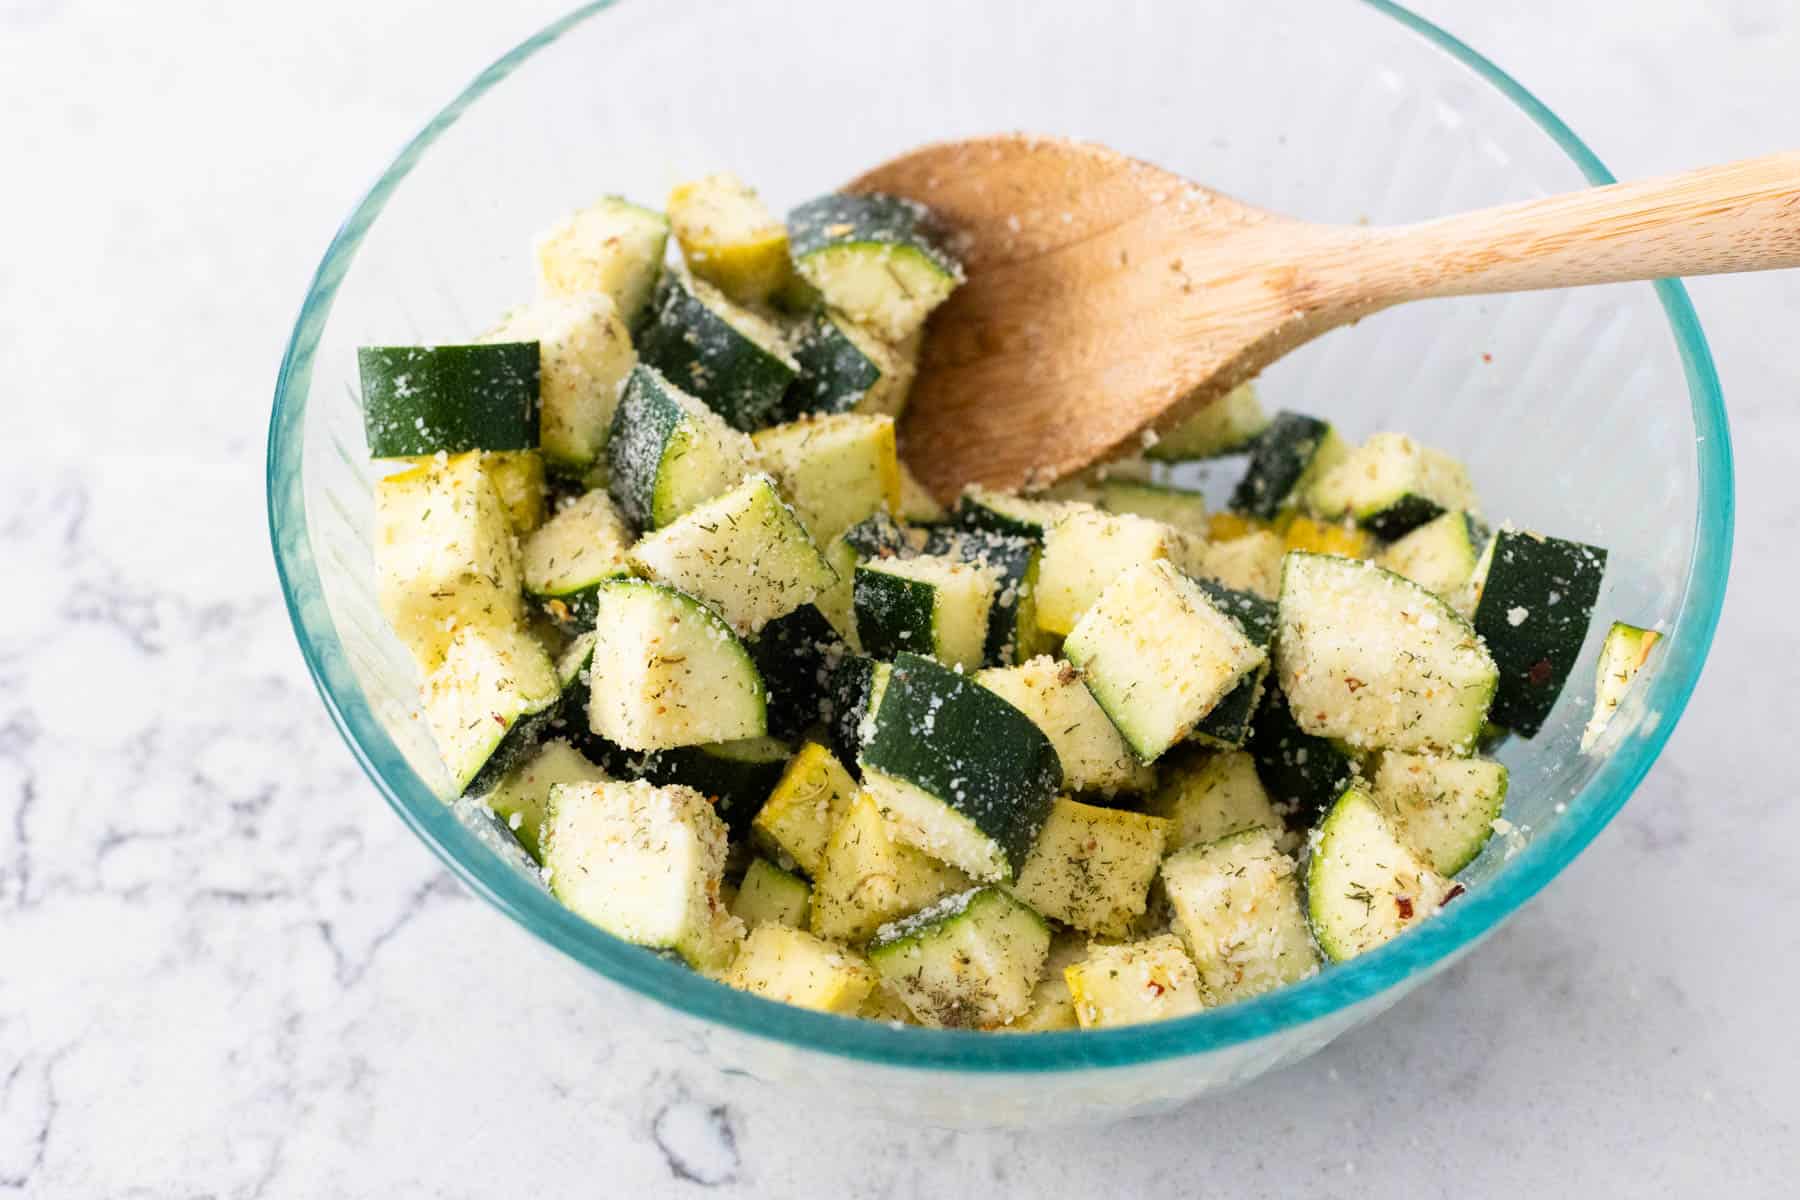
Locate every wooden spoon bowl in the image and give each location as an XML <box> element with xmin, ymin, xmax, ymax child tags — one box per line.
<box><xmin>852</xmin><ymin>135</ymin><xmax>1800</xmax><ymax>500</ymax></box>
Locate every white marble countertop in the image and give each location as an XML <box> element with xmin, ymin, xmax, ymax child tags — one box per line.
<box><xmin>4</xmin><ymin>1</ymin><xmax>1796</xmax><ymax>1195</ymax></box>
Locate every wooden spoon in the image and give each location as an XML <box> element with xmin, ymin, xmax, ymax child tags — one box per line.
<box><xmin>851</xmin><ymin>136</ymin><xmax>1800</xmax><ymax>500</ymax></box>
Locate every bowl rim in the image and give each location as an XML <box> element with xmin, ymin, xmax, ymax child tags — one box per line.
<box><xmin>266</xmin><ymin>0</ymin><xmax>1733</xmax><ymax>1073</ymax></box>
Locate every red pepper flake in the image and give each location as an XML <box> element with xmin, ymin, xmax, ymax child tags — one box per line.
<box><xmin>1344</xmin><ymin>677</ymin><xmax>1365</xmax><ymax>693</ymax></box>
<box><xmin>492</xmin><ymin>714</ymin><xmax>507</xmax><ymax>727</ymax></box>
<box><xmin>1146</xmin><ymin>980</ymin><xmax>1165</xmax><ymax>997</ymax></box>
<box><xmin>1481</xmin><ymin>352</ymin><xmax>1493</xmax><ymax>364</ymax></box>
<box><xmin>1527</xmin><ymin>659</ymin><xmax>1554</xmax><ymax>687</ymax></box>
<box><xmin>1395</xmin><ymin>894</ymin><xmax>1415</xmax><ymax>920</ymax></box>
<box><xmin>1442</xmin><ymin>883</ymin><xmax>1467</xmax><ymax>905</ymax></box>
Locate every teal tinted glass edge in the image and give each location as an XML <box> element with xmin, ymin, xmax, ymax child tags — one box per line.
<box><xmin>267</xmin><ymin>0</ymin><xmax>1733</xmax><ymax>1073</ymax></box>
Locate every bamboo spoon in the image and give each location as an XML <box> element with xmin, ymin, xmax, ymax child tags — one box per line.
<box><xmin>850</xmin><ymin>136</ymin><xmax>1800</xmax><ymax>500</ymax></box>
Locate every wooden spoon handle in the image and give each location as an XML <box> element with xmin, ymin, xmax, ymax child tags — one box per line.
<box><xmin>1349</xmin><ymin>152</ymin><xmax>1800</xmax><ymax>303</ymax></box>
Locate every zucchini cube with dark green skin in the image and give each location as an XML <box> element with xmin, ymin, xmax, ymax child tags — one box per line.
<box><xmin>520</xmin><ymin>489</ymin><xmax>634</xmax><ymax>629</ymax></box>
<box><xmin>751</xmin><ymin>412</ymin><xmax>901</xmax><ymax>546</ymax></box>
<box><xmin>921</xmin><ymin>527</ymin><xmax>1052</xmax><ymax>667</ymax></box>
<box><xmin>824</xmin><ymin>653</ymin><xmax>891</xmax><ymax>774</ymax></box>
<box><xmin>534</xmin><ymin>195</ymin><xmax>670</xmax><ymax>328</ymax></box>
<box><xmin>359</xmin><ymin>342</ymin><xmax>540</xmax><ymax>457</ymax></box>
<box><xmin>1228</xmin><ymin>411</ymin><xmax>1348</xmax><ymax>519</ymax></box>
<box><xmin>606</xmin><ymin>365</ymin><xmax>756</xmax><ymax>531</ymax></box>
<box><xmin>1370</xmin><ymin>752</ymin><xmax>1508</xmax><ymax>876</ymax></box>
<box><xmin>852</xmin><ymin>554</ymin><xmax>997</xmax><ymax>671</ymax></box>
<box><xmin>421</xmin><ymin>624</ymin><xmax>563</xmax><ymax>795</ymax></box>
<box><xmin>1186</xmin><ymin>577</ymin><xmax>1278</xmax><ymax>749</ymax></box>
<box><xmin>482</xmin><ymin>739</ymin><xmax>609</xmax><ymax>861</ymax></box>
<box><xmin>1095</xmin><ymin>480</ymin><xmax>1211</xmax><ymax>538</ymax></box>
<box><xmin>1378</xmin><ymin>509</ymin><xmax>1489</xmax><ymax>599</ymax></box>
<box><xmin>629</xmin><ymin>473</ymin><xmax>838</xmax><ymax>636</ymax></box>
<box><xmin>975</xmin><ymin>656</ymin><xmax>1153</xmax><ymax>796</ymax></box>
<box><xmin>1274</xmin><ymin>553</ymin><xmax>1497</xmax><ymax>755</ymax></box>
<box><xmin>866</xmin><ymin>887</ymin><xmax>1051</xmax><ymax>1029</ymax></box>
<box><xmin>636</xmin><ymin>273</ymin><xmax>799</xmax><ymax>432</ymax></box>
<box><xmin>787</xmin><ymin>308</ymin><xmax>916</xmax><ymax>421</ymax></box>
<box><xmin>729</xmin><ymin>859</ymin><xmax>810</xmax><ymax>933</ymax></box>
<box><xmin>1581</xmin><ymin>621</ymin><xmax>1661</xmax><ymax>751</ymax></box>
<box><xmin>1244</xmin><ymin>684</ymin><xmax>1355</xmax><ymax>828</ymax></box>
<box><xmin>1063</xmin><ymin>560</ymin><xmax>1267</xmax><ymax>764</ymax></box>
<box><xmin>859</xmin><ymin>653</ymin><xmax>1062</xmax><ymax>882</ymax></box>
<box><xmin>1306</xmin><ymin>786</ymin><xmax>1454</xmax><ymax>963</ymax></box>
<box><xmin>749</xmin><ymin>604</ymin><xmax>847</xmax><ymax>741</ymax></box>
<box><xmin>1470</xmin><ymin>530</ymin><xmax>1607</xmax><ymax>737</ymax></box>
<box><xmin>1305</xmin><ymin>432</ymin><xmax>1481</xmax><ymax>540</ymax></box>
<box><xmin>1163</xmin><ymin>828</ymin><xmax>1319</xmax><ymax>1005</ymax></box>
<box><xmin>632</xmin><ymin>736</ymin><xmax>794</xmax><ymax>839</ymax></box>
<box><xmin>1145</xmin><ymin>381</ymin><xmax>1270</xmax><ymax>461</ymax></box>
<box><xmin>954</xmin><ymin>488</ymin><xmax>1076</xmax><ymax>540</ymax></box>
<box><xmin>787</xmin><ymin>193</ymin><xmax>963</xmax><ymax>342</ymax></box>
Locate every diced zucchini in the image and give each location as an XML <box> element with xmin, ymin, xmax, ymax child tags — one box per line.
<box><xmin>866</xmin><ymin>887</ymin><xmax>1050</xmax><ymax>1029</ymax></box>
<box><xmin>730</xmin><ymin>858</ymin><xmax>812</xmax><ymax>929</ymax></box>
<box><xmin>374</xmin><ymin>453</ymin><xmax>524</xmax><ymax>670</ymax></box>
<box><xmin>853</xmin><ymin>554</ymin><xmax>996</xmax><ymax>671</ymax></box>
<box><xmin>813</xmin><ymin>534</ymin><xmax>862</xmax><ymax>646</ymax></box>
<box><xmin>636</xmin><ymin>272</ymin><xmax>799</xmax><ymax>432</ymax></box>
<box><xmin>1470</xmin><ymin>530</ymin><xmax>1608</xmax><ymax>737</ymax></box>
<box><xmin>842</xmin><ymin>509</ymin><xmax>925</xmax><ymax>560</ymax></box>
<box><xmin>1275</xmin><ymin>553</ymin><xmax>1497</xmax><ymax>755</ymax></box>
<box><xmin>421</xmin><ymin>623</ymin><xmax>562</xmax><ymax>794</ymax></box>
<box><xmin>859</xmin><ymin>653</ymin><xmax>1062</xmax><ymax>882</ymax></box>
<box><xmin>666</xmin><ymin>172</ymin><xmax>791</xmax><ymax>306</ymax></box>
<box><xmin>359</xmin><ymin>342</ymin><xmax>540</xmax><ymax>457</ymax></box>
<box><xmin>1306</xmin><ymin>432</ymin><xmax>1479</xmax><ymax>539</ymax></box>
<box><xmin>921</xmin><ymin>527</ymin><xmax>1051</xmax><ymax>667</ymax></box>
<box><xmin>955</xmin><ymin>488</ymin><xmax>1076</xmax><ymax>539</ymax></box>
<box><xmin>1281</xmin><ymin>514</ymin><xmax>1374</xmax><ymax>560</ymax></box>
<box><xmin>1009</xmin><ymin>798</ymin><xmax>1170</xmax><ymax>936</ymax></box>
<box><xmin>1378</xmin><ymin>509</ymin><xmax>1487</xmax><ymax>598</ymax></box>
<box><xmin>789</xmin><ymin>309</ymin><xmax>916</xmax><ymax>420</ymax></box>
<box><xmin>521</xmin><ymin>489</ymin><xmax>633</xmax><ymax>628</ymax></box>
<box><xmin>1002</xmin><ymin>931</ymin><xmax>1088</xmax><ymax>1032</ymax></box>
<box><xmin>584</xmin><ymin>579</ymin><xmax>766</xmax><ymax>751</ymax></box>
<box><xmin>1036</xmin><ymin>508</ymin><xmax>1200</xmax><ymax>636</ymax></box>
<box><xmin>1229</xmin><ymin>411</ymin><xmax>1348</xmax><ymax>519</ymax></box>
<box><xmin>635</xmin><ymin>736</ymin><xmax>793</xmax><ymax>838</ymax></box>
<box><xmin>751</xmin><ymin>740</ymin><xmax>858</xmax><ymax>877</ymax></box>
<box><xmin>752</xmin><ymin>412</ymin><xmax>902</xmax><ymax>545</ymax></box>
<box><xmin>976</xmin><ymin>656</ymin><xmax>1154</xmax><ymax>795</ymax></box>
<box><xmin>788</xmin><ymin>193</ymin><xmax>963</xmax><ymax>341</ymax></box>
<box><xmin>481</xmin><ymin>738</ymin><xmax>608</xmax><ymax>861</ymax></box>
<box><xmin>542</xmin><ymin>779</ymin><xmax>743</xmax><ymax>970</ymax></box>
<box><xmin>1146</xmin><ymin>747</ymin><xmax>1287</xmax><ymax>854</ymax></box>
<box><xmin>1244</xmin><ymin>684</ymin><xmax>1355</xmax><ymax>825</ymax></box>
<box><xmin>824</xmin><ymin>654</ymin><xmax>891</xmax><ymax>772</ymax></box>
<box><xmin>1306</xmin><ymin>786</ymin><xmax>1453</xmax><ymax>963</ymax></box>
<box><xmin>1194</xmin><ymin>529</ymin><xmax>1285</xmax><ymax>602</ymax></box>
<box><xmin>1162</xmin><ymin>829</ymin><xmax>1319</xmax><ymax>1005</ymax></box>
<box><xmin>1065</xmin><ymin>935</ymin><xmax>1206</xmax><ymax>1029</ymax></box>
<box><xmin>1186</xmin><ymin>577</ymin><xmax>1277</xmax><ymax>749</ymax></box>
<box><xmin>724</xmin><ymin>924</ymin><xmax>876</xmax><ymax>1013</ymax></box>
<box><xmin>897</xmin><ymin>459</ymin><xmax>947</xmax><ymax>523</ymax></box>
<box><xmin>1370</xmin><ymin>752</ymin><xmax>1508</xmax><ymax>876</ymax></box>
<box><xmin>1063</xmin><ymin>560</ymin><xmax>1267</xmax><ymax>763</ymax></box>
<box><xmin>472</xmin><ymin>450</ymin><xmax>548</xmax><ymax>536</ymax></box>
<box><xmin>482</xmin><ymin>293</ymin><xmax>636</xmax><ymax>474</ymax></box>
<box><xmin>606</xmin><ymin>365</ymin><xmax>755</xmax><ymax>531</ymax></box>
<box><xmin>1145</xmin><ymin>381</ymin><xmax>1270</xmax><ymax>461</ymax></box>
<box><xmin>1095</xmin><ymin>480</ymin><xmax>1210</xmax><ymax>538</ymax></box>
<box><xmin>749</xmin><ymin>605</ymin><xmax>846</xmax><ymax>740</ymax></box>
<box><xmin>1581</xmin><ymin>621</ymin><xmax>1662</xmax><ymax>751</ymax></box>
<box><xmin>629</xmin><ymin>473</ymin><xmax>836</xmax><ymax>636</ymax></box>
<box><xmin>857</xmin><ymin>983</ymin><xmax>921</xmax><ymax>1025</ymax></box>
<box><xmin>534</xmin><ymin>195</ymin><xmax>669</xmax><ymax>327</ymax></box>
<box><xmin>809</xmin><ymin>792</ymin><xmax>971</xmax><ymax>943</ymax></box>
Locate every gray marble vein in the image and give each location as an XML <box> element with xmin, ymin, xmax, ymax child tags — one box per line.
<box><xmin>2</xmin><ymin>0</ymin><xmax>1796</xmax><ymax>1196</ymax></box>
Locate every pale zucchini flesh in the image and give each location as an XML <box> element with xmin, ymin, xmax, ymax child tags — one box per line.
<box><xmin>1162</xmin><ymin>829</ymin><xmax>1318</xmax><ymax>1005</ymax></box>
<box><xmin>1306</xmin><ymin>786</ymin><xmax>1453</xmax><ymax>963</ymax></box>
<box><xmin>866</xmin><ymin>886</ymin><xmax>1051</xmax><ymax>1029</ymax></box>
<box><xmin>1065</xmin><ymin>935</ymin><xmax>1207</xmax><ymax>1029</ymax></box>
<box><xmin>1008</xmin><ymin>798</ymin><xmax>1170</xmax><ymax>936</ymax></box>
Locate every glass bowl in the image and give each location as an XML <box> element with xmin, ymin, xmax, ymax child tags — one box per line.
<box><xmin>267</xmin><ymin>0</ymin><xmax>1731</xmax><ymax>1126</ymax></box>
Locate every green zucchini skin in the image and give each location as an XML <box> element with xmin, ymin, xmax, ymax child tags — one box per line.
<box><xmin>954</xmin><ymin>491</ymin><xmax>1062</xmax><ymax>540</ymax></box>
<box><xmin>605</xmin><ymin>366</ymin><xmax>685</xmax><ymax>529</ymax></box>
<box><xmin>1188</xmin><ymin>577</ymin><xmax>1278</xmax><ymax>748</ymax></box>
<box><xmin>1472</xmin><ymin>530</ymin><xmax>1608</xmax><ymax>736</ymax></box>
<box><xmin>860</xmin><ymin>653</ymin><xmax>1062</xmax><ymax>878</ymax></box>
<box><xmin>788</xmin><ymin>193</ymin><xmax>955</xmax><ymax>268</ymax></box>
<box><xmin>360</xmin><ymin>343</ymin><xmax>540</xmax><ymax>456</ymax></box>
<box><xmin>635</xmin><ymin>275</ymin><xmax>797</xmax><ymax>432</ymax></box>
<box><xmin>1229</xmin><ymin>411</ymin><xmax>1333</xmax><ymax>519</ymax></box>
<box><xmin>853</xmin><ymin>566</ymin><xmax>936</xmax><ymax>663</ymax></box>
<box><xmin>1245</xmin><ymin>686</ymin><xmax>1354</xmax><ymax>827</ymax></box>
<box><xmin>843</xmin><ymin>510</ymin><xmax>921</xmax><ymax>560</ymax></box>
<box><xmin>750</xmin><ymin>604</ymin><xmax>847</xmax><ymax>741</ymax></box>
<box><xmin>1364</xmin><ymin>494</ymin><xmax>1449</xmax><ymax>541</ymax></box>
<box><xmin>922</xmin><ymin>527</ymin><xmax>1042</xmax><ymax>667</ymax></box>
<box><xmin>788</xmin><ymin>309</ymin><xmax>883</xmax><ymax>418</ymax></box>
<box><xmin>826</xmin><ymin>653</ymin><xmax>884</xmax><ymax>774</ymax></box>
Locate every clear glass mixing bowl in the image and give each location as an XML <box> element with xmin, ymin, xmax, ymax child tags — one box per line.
<box><xmin>267</xmin><ymin>0</ymin><xmax>1732</xmax><ymax>1126</ymax></box>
